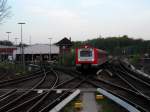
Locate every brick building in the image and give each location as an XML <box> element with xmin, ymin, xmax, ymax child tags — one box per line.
<box><xmin>0</xmin><ymin>45</ymin><xmax>17</xmax><ymax>61</ymax></box>
<box><xmin>55</xmin><ymin>37</ymin><xmax>72</xmax><ymax>53</ymax></box>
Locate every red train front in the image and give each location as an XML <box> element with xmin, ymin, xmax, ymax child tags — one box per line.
<box><xmin>75</xmin><ymin>45</ymin><xmax>107</xmax><ymax>71</ymax></box>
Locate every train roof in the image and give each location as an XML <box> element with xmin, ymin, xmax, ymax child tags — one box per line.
<box><xmin>79</xmin><ymin>45</ymin><xmax>93</xmax><ymax>48</ymax></box>
<box><xmin>97</xmin><ymin>49</ymin><xmax>107</xmax><ymax>54</ymax></box>
<box><xmin>78</xmin><ymin>45</ymin><xmax>107</xmax><ymax>54</ymax></box>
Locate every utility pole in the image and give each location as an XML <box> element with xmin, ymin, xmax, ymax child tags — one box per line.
<box><xmin>48</xmin><ymin>38</ymin><xmax>52</xmax><ymax>61</ymax></box>
<box><xmin>6</xmin><ymin>32</ymin><xmax>11</xmax><ymax>61</ymax></box>
<box><xmin>18</xmin><ymin>22</ymin><xmax>26</xmax><ymax>71</ymax></box>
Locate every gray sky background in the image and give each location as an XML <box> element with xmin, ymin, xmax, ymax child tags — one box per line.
<box><xmin>0</xmin><ymin>0</ymin><xmax>150</xmax><ymax>44</ymax></box>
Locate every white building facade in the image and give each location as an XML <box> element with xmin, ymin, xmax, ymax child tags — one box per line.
<box><xmin>13</xmin><ymin>44</ymin><xmax>59</xmax><ymax>62</ymax></box>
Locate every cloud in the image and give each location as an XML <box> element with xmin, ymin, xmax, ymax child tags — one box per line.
<box><xmin>2</xmin><ymin>0</ymin><xmax>150</xmax><ymax>43</ymax></box>
<box><xmin>27</xmin><ymin>5</ymin><xmax>83</xmax><ymax>24</ymax></box>
<box><xmin>80</xmin><ymin>0</ymin><xmax>118</xmax><ymax>8</ymax></box>
<box><xmin>80</xmin><ymin>0</ymin><xmax>105</xmax><ymax>8</ymax></box>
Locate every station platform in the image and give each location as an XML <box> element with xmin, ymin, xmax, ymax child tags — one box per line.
<box><xmin>81</xmin><ymin>92</ymin><xmax>100</xmax><ymax>112</ymax></box>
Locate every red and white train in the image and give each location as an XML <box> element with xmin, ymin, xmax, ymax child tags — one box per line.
<box><xmin>75</xmin><ymin>45</ymin><xmax>107</xmax><ymax>71</ymax></box>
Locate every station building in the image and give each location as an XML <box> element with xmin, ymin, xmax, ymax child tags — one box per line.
<box><xmin>0</xmin><ymin>37</ymin><xmax>72</xmax><ymax>63</ymax></box>
<box><xmin>13</xmin><ymin>44</ymin><xmax>59</xmax><ymax>62</ymax></box>
<box><xmin>55</xmin><ymin>37</ymin><xmax>73</xmax><ymax>64</ymax></box>
<box><xmin>56</xmin><ymin>37</ymin><xmax>72</xmax><ymax>53</ymax></box>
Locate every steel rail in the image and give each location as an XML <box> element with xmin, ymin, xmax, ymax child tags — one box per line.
<box><xmin>57</xmin><ymin>68</ymin><xmax>140</xmax><ymax>94</ymax></box>
<box><xmin>0</xmin><ymin>89</ymin><xmax>17</xmax><ymax>99</ymax></box>
<box><xmin>87</xmin><ymin>78</ymin><xmax>149</xmax><ymax>112</ymax></box>
<box><xmin>39</xmin><ymin>76</ymin><xmax>89</xmax><ymax>112</ymax></box>
<box><xmin>109</xmin><ymin>61</ymin><xmax>150</xmax><ymax>100</ymax></box>
<box><xmin>6</xmin><ymin>92</ymin><xmax>47</xmax><ymax>112</ymax></box>
<box><xmin>0</xmin><ymin>70</ymin><xmax>42</xmax><ymax>88</ymax></box>
<box><xmin>115</xmin><ymin>67</ymin><xmax>150</xmax><ymax>100</ymax></box>
<box><xmin>111</xmin><ymin>66</ymin><xmax>149</xmax><ymax>97</ymax></box>
<box><xmin>119</xmin><ymin>63</ymin><xmax>150</xmax><ymax>87</ymax></box>
<box><xmin>119</xmin><ymin>60</ymin><xmax>150</xmax><ymax>84</ymax></box>
<box><xmin>26</xmin><ymin>69</ymin><xmax>60</xmax><ymax>112</ymax></box>
<box><xmin>105</xmin><ymin>62</ymin><xmax>150</xmax><ymax>99</ymax></box>
<box><xmin>0</xmin><ymin>69</ymin><xmax>47</xmax><ymax>112</ymax></box>
<box><xmin>0</xmin><ymin>72</ymin><xmax>7</xmax><ymax>81</ymax></box>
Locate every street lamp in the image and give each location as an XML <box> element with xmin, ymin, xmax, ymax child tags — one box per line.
<box><xmin>14</xmin><ymin>38</ymin><xmax>19</xmax><ymax>46</ymax></box>
<box><xmin>6</xmin><ymin>32</ymin><xmax>11</xmax><ymax>41</ymax></box>
<box><xmin>18</xmin><ymin>22</ymin><xmax>26</xmax><ymax>71</ymax></box>
<box><xmin>48</xmin><ymin>38</ymin><xmax>52</xmax><ymax>61</ymax></box>
<box><xmin>5</xmin><ymin>32</ymin><xmax>11</xmax><ymax>62</ymax></box>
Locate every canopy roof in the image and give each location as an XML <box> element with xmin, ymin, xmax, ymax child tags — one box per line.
<box><xmin>14</xmin><ymin>44</ymin><xmax>59</xmax><ymax>54</ymax></box>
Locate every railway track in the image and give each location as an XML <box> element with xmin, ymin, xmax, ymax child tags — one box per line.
<box><xmin>56</xmin><ymin>66</ymin><xmax>150</xmax><ymax>112</ymax></box>
<box><xmin>0</xmin><ymin>68</ymin><xmax>13</xmax><ymax>81</ymax></box>
<box><xmin>0</xmin><ymin>69</ymin><xmax>47</xmax><ymax>112</ymax></box>
<box><xmin>89</xmin><ymin>77</ymin><xmax>150</xmax><ymax>112</ymax></box>
<box><xmin>0</xmin><ymin>68</ymin><xmax>60</xmax><ymax>112</ymax></box>
<box><xmin>0</xmin><ymin>67</ymin><xmax>79</xmax><ymax>112</ymax></box>
<box><xmin>0</xmin><ymin>72</ymin><xmax>7</xmax><ymax>81</ymax></box>
<box><xmin>9</xmin><ymin>68</ymin><xmax>83</xmax><ymax>112</ymax></box>
<box><xmin>0</xmin><ymin>66</ymin><xmax>79</xmax><ymax>111</ymax></box>
<box><xmin>39</xmin><ymin>74</ymin><xmax>87</xmax><ymax>112</ymax></box>
<box><xmin>0</xmin><ymin>70</ymin><xmax>43</xmax><ymax>88</ymax></box>
<box><xmin>104</xmin><ymin>61</ymin><xmax>150</xmax><ymax>112</ymax></box>
<box><xmin>6</xmin><ymin>69</ymin><xmax>60</xmax><ymax>112</ymax></box>
<box><xmin>96</xmin><ymin>69</ymin><xmax>139</xmax><ymax>92</ymax></box>
<box><xmin>119</xmin><ymin>60</ymin><xmax>150</xmax><ymax>84</ymax></box>
<box><xmin>116</xmin><ymin>66</ymin><xmax>150</xmax><ymax>98</ymax></box>
<box><xmin>0</xmin><ymin>62</ymin><xmax>149</xmax><ymax>112</ymax></box>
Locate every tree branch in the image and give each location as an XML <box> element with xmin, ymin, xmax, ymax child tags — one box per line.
<box><xmin>0</xmin><ymin>0</ymin><xmax>11</xmax><ymax>23</ymax></box>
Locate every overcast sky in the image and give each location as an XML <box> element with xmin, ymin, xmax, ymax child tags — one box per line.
<box><xmin>0</xmin><ymin>0</ymin><xmax>150</xmax><ymax>44</ymax></box>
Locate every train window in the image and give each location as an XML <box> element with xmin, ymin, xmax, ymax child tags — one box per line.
<box><xmin>80</xmin><ymin>50</ymin><xmax>92</xmax><ymax>57</ymax></box>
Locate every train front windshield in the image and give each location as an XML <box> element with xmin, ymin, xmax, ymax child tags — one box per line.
<box><xmin>80</xmin><ymin>50</ymin><xmax>92</xmax><ymax>57</ymax></box>
<box><xmin>78</xmin><ymin>48</ymin><xmax>94</xmax><ymax>62</ymax></box>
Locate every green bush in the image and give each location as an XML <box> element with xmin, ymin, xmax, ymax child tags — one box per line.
<box><xmin>0</xmin><ymin>62</ymin><xmax>28</xmax><ymax>75</ymax></box>
<box><xmin>129</xmin><ymin>54</ymin><xmax>140</xmax><ymax>64</ymax></box>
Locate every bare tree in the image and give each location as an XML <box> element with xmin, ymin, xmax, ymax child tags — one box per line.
<box><xmin>0</xmin><ymin>0</ymin><xmax>10</xmax><ymax>23</ymax></box>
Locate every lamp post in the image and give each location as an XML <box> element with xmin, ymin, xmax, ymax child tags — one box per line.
<box><xmin>48</xmin><ymin>38</ymin><xmax>52</xmax><ymax>61</ymax></box>
<box><xmin>6</xmin><ymin>32</ymin><xmax>11</xmax><ymax>41</ymax></box>
<box><xmin>14</xmin><ymin>38</ymin><xmax>19</xmax><ymax>46</ymax></box>
<box><xmin>18</xmin><ymin>22</ymin><xmax>26</xmax><ymax>71</ymax></box>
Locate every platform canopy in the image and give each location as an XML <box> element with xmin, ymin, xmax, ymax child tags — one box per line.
<box><xmin>13</xmin><ymin>44</ymin><xmax>59</xmax><ymax>55</ymax></box>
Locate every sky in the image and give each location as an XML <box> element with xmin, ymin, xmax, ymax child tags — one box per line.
<box><xmin>0</xmin><ymin>0</ymin><xmax>150</xmax><ymax>44</ymax></box>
